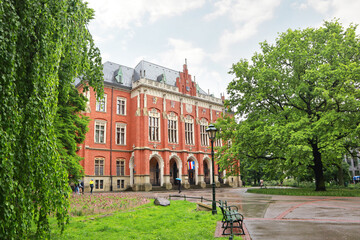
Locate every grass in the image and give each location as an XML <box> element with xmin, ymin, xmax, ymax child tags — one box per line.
<box><xmin>69</xmin><ymin>193</ymin><xmax>150</xmax><ymax>216</ymax></box>
<box><xmin>247</xmin><ymin>187</ymin><xmax>360</xmax><ymax>197</ymax></box>
<box><xmin>49</xmin><ymin>199</ymin><xmax>241</xmax><ymax>240</ymax></box>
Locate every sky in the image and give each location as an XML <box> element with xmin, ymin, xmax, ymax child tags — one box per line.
<box><xmin>86</xmin><ymin>0</ymin><xmax>360</xmax><ymax>98</ymax></box>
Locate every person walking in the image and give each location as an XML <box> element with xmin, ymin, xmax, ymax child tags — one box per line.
<box><xmin>89</xmin><ymin>179</ymin><xmax>94</xmax><ymax>194</ymax></box>
<box><xmin>74</xmin><ymin>183</ymin><xmax>79</xmax><ymax>194</ymax></box>
<box><xmin>176</xmin><ymin>178</ymin><xmax>181</xmax><ymax>193</ymax></box>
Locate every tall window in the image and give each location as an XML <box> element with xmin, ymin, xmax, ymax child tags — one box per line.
<box><xmin>117</xmin><ymin>97</ymin><xmax>126</xmax><ymax>115</ymax></box>
<box><xmin>200</xmin><ymin>119</ymin><xmax>209</xmax><ymax>146</ymax></box>
<box><xmin>95</xmin><ymin>158</ymin><xmax>104</xmax><ymax>175</ymax></box>
<box><xmin>168</xmin><ymin>113</ymin><xmax>178</xmax><ymax>143</ymax></box>
<box><xmin>149</xmin><ymin>109</ymin><xmax>160</xmax><ymax>141</ymax></box>
<box><xmin>185</xmin><ymin>116</ymin><xmax>194</xmax><ymax>145</ymax></box>
<box><xmin>94</xmin><ymin>120</ymin><xmax>106</xmax><ymax>143</ymax></box>
<box><xmin>116</xmin><ymin>159</ymin><xmax>125</xmax><ymax>176</ymax></box>
<box><xmin>115</xmin><ymin>123</ymin><xmax>126</xmax><ymax>145</ymax></box>
<box><xmin>96</xmin><ymin>94</ymin><xmax>107</xmax><ymax>112</ymax></box>
<box><xmin>215</xmin><ymin>138</ymin><xmax>222</xmax><ymax>147</ymax></box>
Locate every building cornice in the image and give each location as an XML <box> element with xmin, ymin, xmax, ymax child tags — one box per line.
<box><xmin>85</xmin><ymin>146</ymin><xmax>215</xmax><ymax>155</ymax></box>
<box><xmin>131</xmin><ymin>78</ymin><xmax>223</xmax><ymax>107</ymax></box>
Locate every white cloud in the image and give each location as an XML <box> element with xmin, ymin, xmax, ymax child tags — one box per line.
<box><xmin>326</xmin><ymin>0</ymin><xmax>360</xmax><ymax>26</ymax></box>
<box><xmin>205</xmin><ymin>0</ymin><xmax>282</xmax><ymax>61</ymax></box>
<box><xmin>157</xmin><ymin>38</ymin><xmax>206</xmax><ymax>68</ymax></box>
<box><xmin>305</xmin><ymin>0</ymin><xmax>331</xmax><ymax>14</ymax></box>
<box><xmin>153</xmin><ymin>38</ymin><xmax>226</xmax><ymax>97</ymax></box>
<box><xmin>87</xmin><ymin>0</ymin><xmax>205</xmax><ymax>30</ymax></box>
<box><xmin>299</xmin><ymin>0</ymin><xmax>360</xmax><ymax>26</ymax></box>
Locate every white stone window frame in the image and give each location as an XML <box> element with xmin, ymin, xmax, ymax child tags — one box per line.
<box><xmin>94</xmin><ymin>120</ymin><xmax>107</xmax><ymax>144</ymax></box>
<box><xmin>149</xmin><ymin>108</ymin><xmax>161</xmax><ymax>142</ymax></box>
<box><xmin>94</xmin><ymin>158</ymin><xmax>105</xmax><ymax>176</ymax></box>
<box><xmin>185</xmin><ymin>116</ymin><xmax>194</xmax><ymax>145</ymax></box>
<box><xmin>200</xmin><ymin>118</ymin><xmax>209</xmax><ymax>146</ymax></box>
<box><xmin>116</xmin><ymin>97</ymin><xmax>127</xmax><ymax>115</ymax></box>
<box><xmin>95</xmin><ymin>179</ymin><xmax>104</xmax><ymax>189</ymax></box>
<box><xmin>116</xmin><ymin>159</ymin><xmax>126</xmax><ymax>176</ymax></box>
<box><xmin>117</xmin><ymin>179</ymin><xmax>125</xmax><ymax>189</ymax></box>
<box><xmin>115</xmin><ymin>122</ymin><xmax>126</xmax><ymax>145</ymax></box>
<box><xmin>215</xmin><ymin>138</ymin><xmax>222</xmax><ymax>147</ymax></box>
<box><xmin>168</xmin><ymin>112</ymin><xmax>178</xmax><ymax>144</ymax></box>
<box><xmin>96</xmin><ymin>94</ymin><xmax>107</xmax><ymax>112</ymax></box>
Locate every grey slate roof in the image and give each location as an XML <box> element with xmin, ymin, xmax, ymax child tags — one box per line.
<box><xmin>76</xmin><ymin>60</ymin><xmax>209</xmax><ymax>95</ymax></box>
<box><xmin>134</xmin><ymin>60</ymin><xmax>180</xmax><ymax>86</ymax></box>
<box><xmin>103</xmin><ymin>61</ymin><xmax>133</xmax><ymax>88</ymax></box>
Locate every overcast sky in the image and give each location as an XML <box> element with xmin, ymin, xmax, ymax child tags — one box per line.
<box><xmin>86</xmin><ymin>0</ymin><xmax>360</xmax><ymax>98</ymax></box>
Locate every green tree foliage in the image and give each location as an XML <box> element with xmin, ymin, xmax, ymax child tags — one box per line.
<box><xmin>222</xmin><ymin>20</ymin><xmax>360</xmax><ymax>191</ymax></box>
<box><xmin>0</xmin><ymin>0</ymin><xmax>103</xmax><ymax>238</ymax></box>
<box><xmin>55</xmin><ymin>85</ymin><xmax>89</xmax><ymax>184</ymax></box>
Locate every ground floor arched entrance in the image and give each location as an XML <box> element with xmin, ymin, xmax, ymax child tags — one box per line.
<box><xmin>150</xmin><ymin>158</ymin><xmax>160</xmax><ymax>186</ymax></box>
<box><xmin>188</xmin><ymin>159</ymin><xmax>195</xmax><ymax>185</ymax></box>
<box><xmin>204</xmin><ymin>161</ymin><xmax>210</xmax><ymax>184</ymax></box>
<box><xmin>170</xmin><ymin>158</ymin><xmax>179</xmax><ymax>185</ymax></box>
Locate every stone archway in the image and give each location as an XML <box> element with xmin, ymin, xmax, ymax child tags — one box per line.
<box><xmin>187</xmin><ymin>155</ymin><xmax>198</xmax><ymax>185</ymax></box>
<box><xmin>169</xmin><ymin>153</ymin><xmax>182</xmax><ymax>185</ymax></box>
<box><xmin>204</xmin><ymin>161</ymin><xmax>210</xmax><ymax>184</ymax></box>
<box><xmin>129</xmin><ymin>154</ymin><xmax>134</xmax><ymax>187</ymax></box>
<box><xmin>149</xmin><ymin>152</ymin><xmax>164</xmax><ymax>186</ymax></box>
<box><xmin>203</xmin><ymin>156</ymin><xmax>212</xmax><ymax>184</ymax></box>
<box><xmin>150</xmin><ymin>158</ymin><xmax>160</xmax><ymax>186</ymax></box>
<box><xmin>170</xmin><ymin>159</ymin><xmax>178</xmax><ymax>185</ymax></box>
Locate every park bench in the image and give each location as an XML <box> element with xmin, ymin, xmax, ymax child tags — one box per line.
<box><xmin>218</xmin><ymin>200</ymin><xmax>244</xmax><ymax>237</ymax></box>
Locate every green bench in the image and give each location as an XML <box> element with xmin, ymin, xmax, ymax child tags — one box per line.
<box><xmin>218</xmin><ymin>200</ymin><xmax>244</xmax><ymax>237</ymax></box>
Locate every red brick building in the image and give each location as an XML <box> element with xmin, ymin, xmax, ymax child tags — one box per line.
<box><xmin>76</xmin><ymin>60</ymin><xmax>241</xmax><ymax>192</ymax></box>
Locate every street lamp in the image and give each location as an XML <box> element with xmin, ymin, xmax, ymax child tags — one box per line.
<box><xmin>206</xmin><ymin>124</ymin><xmax>218</xmax><ymax>215</ymax></box>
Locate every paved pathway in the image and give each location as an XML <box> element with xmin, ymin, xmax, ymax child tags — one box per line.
<box><xmin>135</xmin><ymin>187</ymin><xmax>360</xmax><ymax>240</ymax></box>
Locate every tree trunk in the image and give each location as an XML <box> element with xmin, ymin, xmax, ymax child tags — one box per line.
<box><xmin>337</xmin><ymin>164</ymin><xmax>344</xmax><ymax>186</ymax></box>
<box><xmin>311</xmin><ymin>142</ymin><xmax>326</xmax><ymax>191</ymax></box>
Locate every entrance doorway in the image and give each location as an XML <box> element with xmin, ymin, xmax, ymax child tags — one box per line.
<box><xmin>150</xmin><ymin>158</ymin><xmax>160</xmax><ymax>186</ymax></box>
<box><xmin>170</xmin><ymin>159</ymin><xmax>178</xmax><ymax>185</ymax></box>
<box><xmin>188</xmin><ymin>160</ymin><xmax>195</xmax><ymax>185</ymax></box>
<box><xmin>204</xmin><ymin>161</ymin><xmax>210</xmax><ymax>184</ymax></box>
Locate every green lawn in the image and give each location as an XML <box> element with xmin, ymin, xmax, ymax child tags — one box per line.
<box><xmin>49</xmin><ymin>200</ymin><xmax>242</xmax><ymax>240</ymax></box>
<box><xmin>247</xmin><ymin>187</ymin><xmax>360</xmax><ymax>197</ymax></box>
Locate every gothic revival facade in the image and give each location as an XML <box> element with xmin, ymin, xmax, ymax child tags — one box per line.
<box><xmin>76</xmin><ymin>60</ymin><xmax>241</xmax><ymax>192</ymax></box>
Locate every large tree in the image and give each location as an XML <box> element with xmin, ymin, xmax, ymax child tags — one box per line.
<box><xmin>55</xmin><ymin>85</ymin><xmax>90</xmax><ymax>184</ymax></box>
<box><xmin>0</xmin><ymin>0</ymin><xmax>103</xmax><ymax>238</ymax></box>
<box><xmin>223</xmin><ymin>21</ymin><xmax>360</xmax><ymax>191</ymax></box>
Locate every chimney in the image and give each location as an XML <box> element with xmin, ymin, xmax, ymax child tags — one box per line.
<box><xmin>221</xmin><ymin>93</ymin><xmax>225</xmax><ymax>102</ymax></box>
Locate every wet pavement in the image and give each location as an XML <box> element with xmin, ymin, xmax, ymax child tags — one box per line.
<box><xmin>133</xmin><ymin>187</ymin><xmax>360</xmax><ymax>240</ymax></box>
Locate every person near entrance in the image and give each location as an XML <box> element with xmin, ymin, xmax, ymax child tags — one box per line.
<box><xmin>89</xmin><ymin>179</ymin><xmax>94</xmax><ymax>194</ymax></box>
<box><xmin>176</xmin><ymin>178</ymin><xmax>181</xmax><ymax>193</ymax></box>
